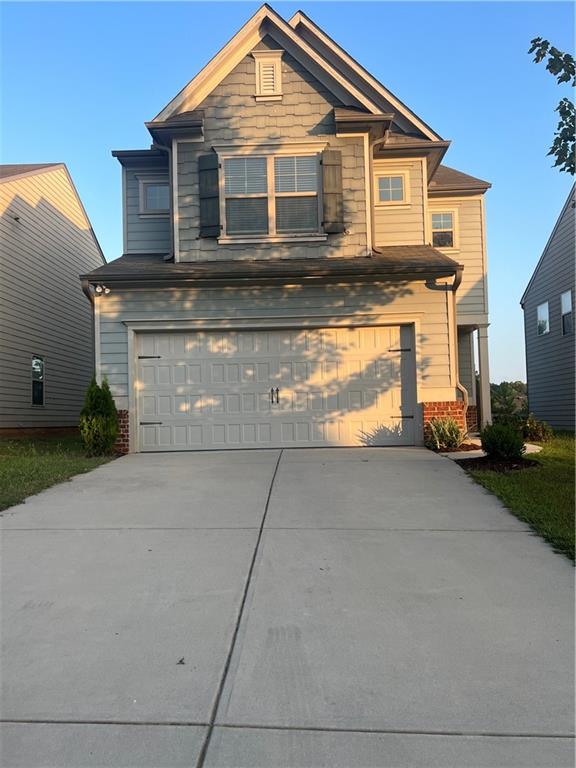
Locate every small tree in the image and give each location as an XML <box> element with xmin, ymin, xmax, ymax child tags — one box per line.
<box><xmin>529</xmin><ymin>37</ymin><xmax>575</xmax><ymax>175</ymax></box>
<box><xmin>79</xmin><ymin>376</ymin><xmax>118</xmax><ymax>456</ymax></box>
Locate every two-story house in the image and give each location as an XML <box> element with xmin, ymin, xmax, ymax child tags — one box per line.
<box><xmin>82</xmin><ymin>5</ymin><xmax>492</xmax><ymax>453</ymax></box>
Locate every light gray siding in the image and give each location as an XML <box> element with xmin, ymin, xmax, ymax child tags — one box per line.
<box><xmin>0</xmin><ymin>166</ymin><xmax>104</xmax><ymax>427</ymax></box>
<box><xmin>124</xmin><ymin>165</ymin><xmax>171</xmax><ymax>254</ymax></box>
<box><xmin>373</xmin><ymin>158</ymin><xmax>425</xmax><ymax>247</ymax></box>
<box><xmin>98</xmin><ymin>279</ymin><xmax>456</xmax><ymax>415</ymax></box>
<box><xmin>522</xmin><ymin>188</ymin><xmax>575</xmax><ymax>431</ymax></box>
<box><xmin>176</xmin><ymin>37</ymin><xmax>368</xmax><ymax>261</ymax></box>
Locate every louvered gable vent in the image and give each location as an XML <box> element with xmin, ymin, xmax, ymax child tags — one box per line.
<box><xmin>252</xmin><ymin>49</ymin><xmax>283</xmax><ymax>101</ymax></box>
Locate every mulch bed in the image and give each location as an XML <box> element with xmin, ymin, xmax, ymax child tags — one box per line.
<box><xmin>456</xmin><ymin>456</ymin><xmax>539</xmax><ymax>472</ymax></box>
<box><xmin>441</xmin><ymin>443</ymin><xmax>480</xmax><ymax>453</ymax></box>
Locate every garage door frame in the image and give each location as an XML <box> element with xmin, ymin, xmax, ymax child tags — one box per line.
<box><xmin>125</xmin><ymin>314</ymin><xmax>424</xmax><ymax>453</ymax></box>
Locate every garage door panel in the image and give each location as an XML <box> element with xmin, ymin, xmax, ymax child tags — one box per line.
<box><xmin>136</xmin><ymin>327</ymin><xmax>416</xmax><ymax>451</ymax></box>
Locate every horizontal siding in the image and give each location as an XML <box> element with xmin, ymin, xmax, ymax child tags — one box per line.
<box><xmin>176</xmin><ymin>38</ymin><xmax>367</xmax><ymax>262</ymax></box>
<box><xmin>0</xmin><ymin>166</ymin><xmax>102</xmax><ymax>427</ymax></box>
<box><xmin>125</xmin><ymin>167</ymin><xmax>171</xmax><ymax>254</ymax></box>
<box><xmin>523</xmin><ymin>194</ymin><xmax>575</xmax><ymax>430</ymax></box>
<box><xmin>98</xmin><ymin>281</ymin><xmax>453</xmax><ymax>411</ymax></box>
<box><xmin>429</xmin><ymin>197</ymin><xmax>487</xmax><ymax>317</ymax></box>
<box><xmin>373</xmin><ymin>158</ymin><xmax>425</xmax><ymax>247</ymax></box>
<box><xmin>457</xmin><ymin>328</ymin><xmax>476</xmax><ymax>404</ymax></box>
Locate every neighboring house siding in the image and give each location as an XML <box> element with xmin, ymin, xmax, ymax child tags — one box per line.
<box><xmin>457</xmin><ymin>328</ymin><xmax>476</xmax><ymax>405</ymax></box>
<box><xmin>98</xmin><ymin>281</ymin><xmax>455</xmax><ymax>411</ymax></box>
<box><xmin>125</xmin><ymin>166</ymin><xmax>171</xmax><ymax>254</ymax></box>
<box><xmin>176</xmin><ymin>39</ymin><xmax>368</xmax><ymax>261</ymax></box>
<box><xmin>0</xmin><ymin>167</ymin><xmax>103</xmax><ymax>427</ymax></box>
<box><xmin>373</xmin><ymin>158</ymin><xmax>425</xmax><ymax>247</ymax></box>
<box><xmin>429</xmin><ymin>197</ymin><xmax>488</xmax><ymax>319</ymax></box>
<box><xmin>523</xmin><ymin>191</ymin><xmax>575</xmax><ymax>431</ymax></box>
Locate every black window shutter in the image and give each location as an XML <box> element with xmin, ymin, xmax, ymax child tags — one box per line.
<box><xmin>198</xmin><ymin>153</ymin><xmax>220</xmax><ymax>238</ymax></box>
<box><xmin>321</xmin><ymin>149</ymin><xmax>345</xmax><ymax>234</ymax></box>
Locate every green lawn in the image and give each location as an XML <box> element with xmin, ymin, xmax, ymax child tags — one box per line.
<box><xmin>0</xmin><ymin>435</ymin><xmax>113</xmax><ymax>512</ymax></box>
<box><xmin>467</xmin><ymin>433</ymin><xmax>575</xmax><ymax>561</ymax></box>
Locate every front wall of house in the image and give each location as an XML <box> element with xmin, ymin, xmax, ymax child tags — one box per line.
<box><xmin>429</xmin><ymin>196</ymin><xmax>488</xmax><ymax>320</ymax></box>
<box><xmin>98</xmin><ymin>281</ymin><xmax>456</xmax><ymax>419</ymax></box>
<box><xmin>176</xmin><ymin>38</ymin><xmax>368</xmax><ymax>261</ymax></box>
<box><xmin>372</xmin><ymin>158</ymin><xmax>426</xmax><ymax>247</ymax></box>
<box><xmin>124</xmin><ymin>165</ymin><xmax>171</xmax><ymax>254</ymax></box>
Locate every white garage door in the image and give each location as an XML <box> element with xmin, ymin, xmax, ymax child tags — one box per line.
<box><xmin>136</xmin><ymin>326</ymin><xmax>416</xmax><ymax>451</ymax></box>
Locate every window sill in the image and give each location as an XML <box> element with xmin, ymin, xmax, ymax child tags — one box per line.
<box><xmin>139</xmin><ymin>212</ymin><xmax>170</xmax><ymax>218</ymax></box>
<box><xmin>218</xmin><ymin>234</ymin><xmax>328</xmax><ymax>245</ymax></box>
<box><xmin>254</xmin><ymin>94</ymin><xmax>283</xmax><ymax>102</ymax></box>
<box><xmin>374</xmin><ymin>202</ymin><xmax>411</xmax><ymax>209</ymax></box>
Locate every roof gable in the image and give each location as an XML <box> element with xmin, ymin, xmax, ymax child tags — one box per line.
<box><xmin>152</xmin><ymin>5</ymin><xmax>386</xmax><ymax>122</ymax></box>
<box><xmin>288</xmin><ymin>10</ymin><xmax>441</xmax><ymax>141</ymax></box>
<box><xmin>521</xmin><ymin>183</ymin><xmax>575</xmax><ymax>306</ymax></box>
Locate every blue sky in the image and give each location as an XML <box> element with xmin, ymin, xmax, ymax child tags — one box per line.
<box><xmin>1</xmin><ymin>1</ymin><xmax>573</xmax><ymax>382</ymax></box>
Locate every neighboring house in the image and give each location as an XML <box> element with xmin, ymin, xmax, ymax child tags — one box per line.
<box><xmin>82</xmin><ymin>5</ymin><xmax>492</xmax><ymax>453</ymax></box>
<box><xmin>0</xmin><ymin>164</ymin><xmax>105</xmax><ymax>430</ymax></box>
<box><xmin>521</xmin><ymin>184</ymin><xmax>575</xmax><ymax>431</ymax></box>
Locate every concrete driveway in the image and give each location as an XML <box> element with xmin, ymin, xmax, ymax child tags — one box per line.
<box><xmin>1</xmin><ymin>448</ymin><xmax>573</xmax><ymax>767</ymax></box>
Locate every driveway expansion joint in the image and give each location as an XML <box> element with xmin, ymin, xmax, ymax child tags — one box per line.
<box><xmin>195</xmin><ymin>450</ymin><xmax>284</xmax><ymax>768</ymax></box>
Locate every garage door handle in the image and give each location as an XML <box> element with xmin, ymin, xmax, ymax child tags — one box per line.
<box><xmin>140</xmin><ymin>421</ymin><xmax>162</xmax><ymax>425</ymax></box>
<box><xmin>270</xmin><ymin>387</ymin><xmax>280</xmax><ymax>404</ymax></box>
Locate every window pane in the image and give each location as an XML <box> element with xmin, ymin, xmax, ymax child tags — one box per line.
<box><xmin>32</xmin><ymin>356</ymin><xmax>44</xmax><ymax>405</ymax></box>
<box><xmin>562</xmin><ymin>312</ymin><xmax>573</xmax><ymax>335</ymax></box>
<box><xmin>276</xmin><ymin>196</ymin><xmax>318</xmax><ymax>233</ymax></box>
<box><xmin>225</xmin><ymin>198</ymin><xmax>268</xmax><ymax>235</ymax></box>
<box><xmin>432</xmin><ymin>231</ymin><xmax>454</xmax><ymax>248</ymax></box>
<box><xmin>537</xmin><ymin>303</ymin><xmax>549</xmax><ymax>335</ymax></box>
<box><xmin>224</xmin><ymin>157</ymin><xmax>267</xmax><ymax>195</ymax></box>
<box><xmin>432</xmin><ymin>213</ymin><xmax>453</xmax><ymax>230</ymax></box>
<box><xmin>561</xmin><ymin>290</ymin><xmax>572</xmax><ymax>315</ymax></box>
<box><xmin>275</xmin><ymin>156</ymin><xmax>317</xmax><ymax>193</ymax></box>
<box><xmin>145</xmin><ymin>184</ymin><xmax>169</xmax><ymax>211</ymax></box>
<box><xmin>378</xmin><ymin>176</ymin><xmax>404</xmax><ymax>202</ymax></box>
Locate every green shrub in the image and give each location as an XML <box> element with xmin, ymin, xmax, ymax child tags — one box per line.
<box><xmin>523</xmin><ymin>413</ymin><xmax>553</xmax><ymax>443</ymax></box>
<box><xmin>492</xmin><ymin>412</ymin><xmax>525</xmax><ymax>431</ymax></box>
<box><xmin>425</xmin><ymin>417</ymin><xmax>465</xmax><ymax>451</ymax></box>
<box><xmin>79</xmin><ymin>377</ymin><xmax>118</xmax><ymax>456</ymax></box>
<box><xmin>480</xmin><ymin>423</ymin><xmax>526</xmax><ymax>461</ymax></box>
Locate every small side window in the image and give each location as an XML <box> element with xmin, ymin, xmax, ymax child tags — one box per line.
<box><xmin>32</xmin><ymin>355</ymin><xmax>44</xmax><ymax>406</ymax></box>
<box><xmin>377</xmin><ymin>175</ymin><xmax>405</xmax><ymax>203</ymax></box>
<box><xmin>432</xmin><ymin>212</ymin><xmax>455</xmax><ymax>248</ymax></box>
<box><xmin>537</xmin><ymin>302</ymin><xmax>549</xmax><ymax>336</ymax></box>
<box><xmin>561</xmin><ymin>290</ymin><xmax>573</xmax><ymax>335</ymax></box>
<box><xmin>138</xmin><ymin>177</ymin><xmax>170</xmax><ymax>215</ymax></box>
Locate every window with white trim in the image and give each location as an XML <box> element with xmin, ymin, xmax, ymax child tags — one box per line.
<box><xmin>561</xmin><ymin>290</ymin><xmax>573</xmax><ymax>335</ymax></box>
<box><xmin>431</xmin><ymin>212</ymin><xmax>455</xmax><ymax>248</ymax></box>
<box><xmin>139</xmin><ymin>177</ymin><xmax>169</xmax><ymax>214</ymax></box>
<box><xmin>252</xmin><ymin>50</ymin><xmax>283</xmax><ymax>101</ymax></box>
<box><xmin>537</xmin><ymin>302</ymin><xmax>549</xmax><ymax>336</ymax></box>
<box><xmin>377</xmin><ymin>175</ymin><xmax>404</xmax><ymax>202</ymax></box>
<box><xmin>222</xmin><ymin>154</ymin><xmax>320</xmax><ymax>238</ymax></box>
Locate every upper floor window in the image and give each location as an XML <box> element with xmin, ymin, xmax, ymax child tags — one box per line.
<box><xmin>32</xmin><ymin>355</ymin><xmax>44</xmax><ymax>406</ymax></box>
<box><xmin>377</xmin><ymin>175</ymin><xmax>405</xmax><ymax>204</ymax></box>
<box><xmin>431</xmin><ymin>212</ymin><xmax>455</xmax><ymax>248</ymax></box>
<box><xmin>537</xmin><ymin>302</ymin><xmax>549</xmax><ymax>336</ymax></box>
<box><xmin>139</xmin><ymin>177</ymin><xmax>169</xmax><ymax>215</ymax></box>
<box><xmin>222</xmin><ymin>154</ymin><xmax>319</xmax><ymax>238</ymax></box>
<box><xmin>561</xmin><ymin>290</ymin><xmax>573</xmax><ymax>335</ymax></box>
<box><xmin>252</xmin><ymin>50</ymin><xmax>283</xmax><ymax>101</ymax></box>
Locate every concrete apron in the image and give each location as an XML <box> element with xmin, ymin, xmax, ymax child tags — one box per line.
<box><xmin>1</xmin><ymin>447</ymin><xmax>573</xmax><ymax>767</ymax></box>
